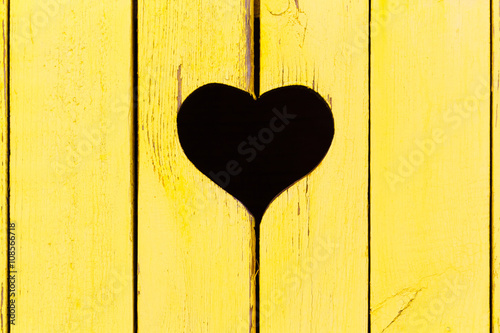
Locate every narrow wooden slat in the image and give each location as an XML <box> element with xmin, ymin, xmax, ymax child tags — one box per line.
<box><xmin>10</xmin><ymin>1</ymin><xmax>134</xmax><ymax>331</ymax></box>
<box><xmin>137</xmin><ymin>1</ymin><xmax>255</xmax><ymax>331</ymax></box>
<box><xmin>259</xmin><ymin>0</ymin><xmax>369</xmax><ymax>331</ymax></box>
<box><xmin>0</xmin><ymin>0</ymin><xmax>6</xmax><ymax>331</ymax></box>
<box><xmin>493</xmin><ymin>0</ymin><xmax>500</xmax><ymax>331</ymax></box>
<box><xmin>371</xmin><ymin>1</ymin><xmax>490</xmax><ymax>331</ymax></box>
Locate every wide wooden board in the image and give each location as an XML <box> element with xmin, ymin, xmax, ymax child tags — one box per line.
<box><xmin>137</xmin><ymin>0</ymin><xmax>256</xmax><ymax>331</ymax></box>
<box><xmin>371</xmin><ymin>1</ymin><xmax>490</xmax><ymax>331</ymax></box>
<box><xmin>259</xmin><ymin>0</ymin><xmax>369</xmax><ymax>331</ymax></box>
<box><xmin>10</xmin><ymin>0</ymin><xmax>134</xmax><ymax>331</ymax></box>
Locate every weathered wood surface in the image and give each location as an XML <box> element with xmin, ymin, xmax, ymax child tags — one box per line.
<box><xmin>259</xmin><ymin>0</ymin><xmax>369</xmax><ymax>331</ymax></box>
<box><xmin>1</xmin><ymin>0</ymin><xmax>497</xmax><ymax>331</ymax></box>
<box><xmin>10</xmin><ymin>0</ymin><xmax>134</xmax><ymax>331</ymax></box>
<box><xmin>137</xmin><ymin>0</ymin><xmax>255</xmax><ymax>331</ymax></box>
<box><xmin>371</xmin><ymin>1</ymin><xmax>490</xmax><ymax>331</ymax></box>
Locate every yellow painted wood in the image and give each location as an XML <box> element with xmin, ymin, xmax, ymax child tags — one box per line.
<box><xmin>259</xmin><ymin>0</ymin><xmax>368</xmax><ymax>331</ymax></box>
<box><xmin>10</xmin><ymin>1</ymin><xmax>134</xmax><ymax>331</ymax></box>
<box><xmin>0</xmin><ymin>0</ymin><xmax>6</xmax><ymax>331</ymax></box>
<box><xmin>137</xmin><ymin>1</ymin><xmax>255</xmax><ymax>331</ymax></box>
<box><xmin>494</xmin><ymin>0</ymin><xmax>500</xmax><ymax>331</ymax></box>
<box><xmin>371</xmin><ymin>1</ymin><xmax>490</xmax><ymax>332</ymax></box>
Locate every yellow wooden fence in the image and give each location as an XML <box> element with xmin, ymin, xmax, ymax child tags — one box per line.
<box><xmin>2</xmin><ymin>0</ymin><xmax>499</xmax><ymax>332</ymax></box>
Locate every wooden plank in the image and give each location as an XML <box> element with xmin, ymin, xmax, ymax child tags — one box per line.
<box><xmin>371</xmin><ymin>1</ymin><xmax>490</xmax><ymax>332</ymax></box>
<box><xmin>137</xmin><ymin>0</ymin><xmax>255</xmax><ymax>331</ymax></box>
<box><xmin>0</xmin><ymin>0</ymin><xmax>6</xmax><ymax>331</ymax></box>
<box><xmin>9</xmin><ymin>0</ymin><xmax>134</xmax><ymax>331</ymax></box>
<box><xmin>493</xmin><ymin>0</ymin><xmax>500</xmax><ymax>331</ymax></box>
<box><xmin>258</xmin><ymin>0</ymin><xmax>369</xmax><ymax>331</ymax></box>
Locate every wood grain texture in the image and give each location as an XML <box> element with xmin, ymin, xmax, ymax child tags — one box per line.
<box><xmin>0</xmin><ymin>0</ymin><xmax>6</xmax><ymax>331</ymax></box>
<box><xmin>494</xmin><ymin>0</ymin><xmax>500</xmax><ymax>331</ymax></box>
<box><xmin>137</xmin><ymin>1</ymin><xmax>255</xmax><ymax>331</ymax></box>
<box><xmin>259</xmin><ymin>0</ymin><xmax>369</xmax><ymax>331</ymax></box>
<box><xmin>371</xmin><ymin>1</ymin><xmax>490</xmax><ymax>332</ymax></box>
<box><xmin>10</xmin><ymin>0</ymin><xmax>134</xmax><ymax>331</ymax></box>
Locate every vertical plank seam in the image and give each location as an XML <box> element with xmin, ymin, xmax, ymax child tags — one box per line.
<box><xmin>490</xmin><ymin>0</ymin><xmax>494</xmax><ymax>332</ymax></box>
<box><xmin>254</xmin><ymin>1</ymin><xmax>261</xmax><ymax>331</ymax></box>
<box><xmin>132</xmin><ymin>0</ymin><xmax>139</xmax><ymax>332</ymax></box>
<box><xmin>368</xmin><ymin>0</ymin><xmax>372</xmax><ymax>331</ymax></box>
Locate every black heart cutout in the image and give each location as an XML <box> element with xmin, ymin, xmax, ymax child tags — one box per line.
<box><xmin>177</xmin><ymin>83</ymin><xmax>334</xmax><ymax>222</ymax></box>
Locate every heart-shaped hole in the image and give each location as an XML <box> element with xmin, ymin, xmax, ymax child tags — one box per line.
<box><xmin>177</xmin><ymin>83</ymin><xmax>334</xmax><ymax>222</ymax></box>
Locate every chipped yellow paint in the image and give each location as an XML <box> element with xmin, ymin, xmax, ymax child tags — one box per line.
<box><xmin>0</xmin><ymin>0</ymin><xmax>6</xmax><ymax>331</ymax></box>
<box><xmin>10</xmin><ymin>0</ymin><xmax>134</xmax><ymax>331</ymax></box>
<box><xmin>371</xmin><ymin>0</ymin><xmax>490</xmax><ymax>332</ymax></box>
<box><xmin>137</xmin><ymin>0</ymin><xmax>256</xmax><ymax>331</ymax></box>
<box><xmin>494</xmin><ymin>0</ymin><xmax>500</xmax><ymax>331</ymax></box>
<box><xmin>3</xmin><ymin>0</ymin><xmax>496</xmax><ymax>331</ymax></box>
<box><xmin>259</xmin><ymin>0</ymin><xmax>368</xmax><ymax>331</ymax></box>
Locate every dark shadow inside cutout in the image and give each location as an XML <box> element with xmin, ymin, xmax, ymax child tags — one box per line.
<box><xmin>177</xmin><ymin>83</ymin><xmax>334</xmax><ymax>222</ymax></box>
